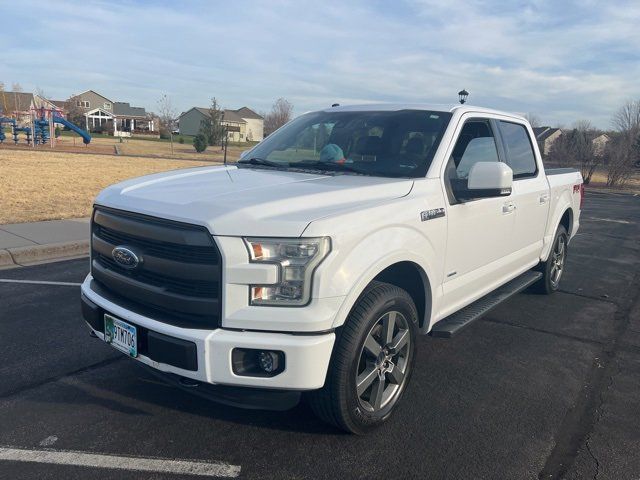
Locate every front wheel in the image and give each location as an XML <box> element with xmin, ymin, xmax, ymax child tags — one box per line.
<box><xmin>308</xmin><ymin>281</ymin><xmax>418</xmax><ymax>434</ymax></box>
<box><xmin>534</xmin><ymin>224</ymin><xmax>568</xmax><ymax>294</ymax></box>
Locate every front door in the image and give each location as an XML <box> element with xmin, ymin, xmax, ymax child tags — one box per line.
<box><xmin>439</xmin><ymin>117</ymin><xmax>516</xmax><ymax>318</ymax></box>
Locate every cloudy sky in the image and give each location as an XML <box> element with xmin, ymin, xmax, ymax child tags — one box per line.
<box><xmin>1</xmin><ymin>0</ymin><xmax>638</xmax><ymax>128</ymax></box>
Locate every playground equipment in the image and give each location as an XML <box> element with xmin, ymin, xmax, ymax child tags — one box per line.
<box><xmin>0</xmin><ymin>106</ymin><xmax>91</xmax><ymax>146</ymax></box>
<box><xmin>0</xmin><ymin>117</ymin><xmax>16</xmax><ymax>143</ymax></box>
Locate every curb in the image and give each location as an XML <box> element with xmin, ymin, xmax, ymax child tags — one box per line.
<box><xmin>0</xmin><ymin>240</ymin><xmax>89</xmax><ymax>268</ymax></box>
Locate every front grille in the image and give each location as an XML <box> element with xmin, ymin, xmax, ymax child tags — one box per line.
<box><xmin>91</xmin><ymin>206</ymin><xmax>222</xmax><ymax>328</ymax></box>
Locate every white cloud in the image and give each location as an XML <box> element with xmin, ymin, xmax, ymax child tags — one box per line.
<box><xmin>0</xmin><ymin>0</ymin><xmax>638</xmax><ymax>128</ymax></box>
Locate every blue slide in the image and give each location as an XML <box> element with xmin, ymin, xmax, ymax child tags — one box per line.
<box><xmin>53</xmin><ymin>115</ymin><xmax>91</xmax><ymax>144</ymax></box>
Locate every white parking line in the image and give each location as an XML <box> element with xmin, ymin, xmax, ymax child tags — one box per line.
<box><xmin>0</xmin><ymin>279</ymin><xmax>81</xmax><ymax>287</ymax></box>
<box><xmin>0</xmin><ymin>447</ymin><xmax>241</xmax><ymax>477</ymax></box>
<box><xmin>585</xmin><ymin>217</ymin><xmax>632</xmax><ymax>224</ymax></box>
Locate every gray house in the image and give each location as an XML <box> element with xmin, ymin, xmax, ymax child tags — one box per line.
<box><xmin>69</xmin><ymin>90</ymin><xmax>154</xmax><ymax>135</ymax></box>
<box><xmin>178</xmin><ymin>106</ymin><xmax>263</xmax><ymax>142</ymax></box>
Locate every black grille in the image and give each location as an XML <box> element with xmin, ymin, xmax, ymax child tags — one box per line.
<box><xmin>95</xmin><ymin>224</ymin><xmax>218</xmax><ymax>264</ymax></box>
<box><xmin>90</xmin><ymin>206</ymin><xmax>222</xmax><ymax>328</ymax></box>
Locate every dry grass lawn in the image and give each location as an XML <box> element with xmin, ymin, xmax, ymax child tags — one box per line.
<box><xmin>0</xmin><ymin>148</ymin><xmax>224</xmax><ymax>224</ymax></box>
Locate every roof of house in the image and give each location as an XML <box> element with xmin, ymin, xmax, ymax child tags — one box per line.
<box><xmin>71</xmin><ymin>90</ymin><xmax>114</xmax><ymax>103</ymax></box>
<box><xmin>535</xmin><ymin>127</ymin><xmax>562</xmax><ymax>142</ymax></box>
<box><xmin>187</xmin><ymin>107</ymin><xmax>247</xmax><ymax>124</ymax></box>
<box><xmin>532</xmin><ymin>127</ymin><xmax>549</xmax><ymax>138</ymax></box>
<box><xmin>234</xmin><ymin>106</ymin><xmax>263</xmax><ymax>120</ymax></box>
<box><xmin>1</xmin><ymin>91</ymin><xmax>35</xmax><ymax>112</ymax></box>
<box><xmin>113</xmin><ymin>102</ymin><xmax>147</xmax><ymax>118</ymax></box>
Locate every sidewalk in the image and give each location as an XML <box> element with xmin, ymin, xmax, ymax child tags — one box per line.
<box><xmin>0</xmin><ymin>217</ymin><xmax>89</xmax><ymax>268</ymax></box>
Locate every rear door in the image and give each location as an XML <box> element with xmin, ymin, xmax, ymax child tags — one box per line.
<box><xmin>496</xmin><ymin>120</ymin><xmax>549</xmax><ymax>264</ymax></box>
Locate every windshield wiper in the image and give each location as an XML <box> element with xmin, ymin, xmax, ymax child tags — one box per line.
<box><xmin>297</xmin><ymin>160</ymin><xmax>369</xmax><ymax>175</ymax></box>
<box><xmin>237</xmin><ymin>157</ymin><xmax>288</xmax><ymax>168</ymax></box>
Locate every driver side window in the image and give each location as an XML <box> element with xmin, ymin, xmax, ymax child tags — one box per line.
<box><xmin>445</xmin><ymin>119</ymin><xmax>501</xmax><ymax>203</ymax></box>
<box><xmin>446</xmin><ymin>120</ymin><xmax>500</xmax><ymax>181</ymax></box>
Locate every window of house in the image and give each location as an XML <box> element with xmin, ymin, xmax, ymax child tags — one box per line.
<box><xmin>104</xmin><ymin>102</ymin><xmax>111</xmax><ymax>110</ymax></box>
<box><xmin>76</xmin><ymin>100</ymin><xmax>82</xmax><ymax>107</ymax></box>
<box><xmin>82</xmin><ymin>101</ymin><xmax>90</xmax><ymax>108</ymax></box>
<box><xmin>498</xmin><ymin>121</ymin><xmax>537</xmax><ymax>178</ymax></box>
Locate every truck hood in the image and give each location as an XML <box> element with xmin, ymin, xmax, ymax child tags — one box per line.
<box><xmin>95</xmin><ymin>165</ymin><xmax>414</xmax><ymax>237</ymax></box>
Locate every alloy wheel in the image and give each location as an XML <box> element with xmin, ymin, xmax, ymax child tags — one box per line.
<box><xmin>355</xmin><ymin>311</ymin><xmax>411</xmax><ymax>412</ymax></box>
<box><xmin>550</xmin><ymin>234</ymin><xmax>566</xmax><ymax>288</ymax></box>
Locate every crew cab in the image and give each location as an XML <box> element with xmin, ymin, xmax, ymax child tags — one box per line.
<box><xmin>81</xmin><ymin>104</ymin><xmax>583</xmax><ymax>433</ymax></box>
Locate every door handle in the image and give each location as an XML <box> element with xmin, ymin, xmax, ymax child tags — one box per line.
<box><xmin>539</xmin><ymin>194</ymin><xmax>549</xmax><ymax>204</ymax></box>
<box><xmin>502</xmin><ymin>202</ymin><xmax>516</xmax><ymax>214</ymax></box>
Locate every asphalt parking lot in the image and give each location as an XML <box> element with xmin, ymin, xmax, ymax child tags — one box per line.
<box><xmin>0</xmin><ymin>191</ymin><xmax>638</xmax><ymax>480</ymax></box>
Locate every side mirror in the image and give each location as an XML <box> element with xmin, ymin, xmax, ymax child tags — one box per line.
<box><xmin>452</xmin><ymin>162</ymin><xmax>513</xmax><ymax>200</ymax></box>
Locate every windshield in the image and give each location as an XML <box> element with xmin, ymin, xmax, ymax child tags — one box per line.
<box><xmin>239</xmin><ymin>109</ymin><xmax>452</xmax><ymax>178</ymax></box>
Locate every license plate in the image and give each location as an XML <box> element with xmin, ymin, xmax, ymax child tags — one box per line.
<box><xmin>104</xmin><ymin>314</ymin><xmax>138</xmax><ymax>357</ymax></box>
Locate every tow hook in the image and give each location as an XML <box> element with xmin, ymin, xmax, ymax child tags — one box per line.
<box><xmin>179</xmin><ymin>377</ymin><xmax>200</xmax><ymax>388</ymax></box>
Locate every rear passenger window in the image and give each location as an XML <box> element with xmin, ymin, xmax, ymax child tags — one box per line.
<box><xmin>499</xmin><ymin>121</ymin><xmax>537</xmax><ymax>178</ymax></box>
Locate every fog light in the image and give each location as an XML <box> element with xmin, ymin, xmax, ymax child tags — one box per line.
<box><xmin>232</xmin><ymin>348</ymin><xmax>285</xmax><ymax>377</ymax></box>
<box><xmin>258</xmin><ymin>351</ymin><xmax>278</xmax><ymax>373</ymax></box>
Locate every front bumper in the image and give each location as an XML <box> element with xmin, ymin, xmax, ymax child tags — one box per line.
<box><xmin>81</xmin><ymin>276</ymin><xmax>335</xmax><ymax>391</ymax></box>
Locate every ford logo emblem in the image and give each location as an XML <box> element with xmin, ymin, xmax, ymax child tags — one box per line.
<box><xmin>112</xmin><ymin>246</ymin><xmax>141</xmax><ymax>270</ymax></box>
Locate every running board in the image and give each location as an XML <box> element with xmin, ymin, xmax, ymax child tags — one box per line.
<box><xmin>430</xmin><ymin>271</ymin><xmax>543</xmax><ymax>338</ymax></box>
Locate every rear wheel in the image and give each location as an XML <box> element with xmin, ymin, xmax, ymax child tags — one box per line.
<box><xmin>308</xmin><ymin>281</ymin><xmax>418</xmax><ymax>434</ymax></box>
<box><xmin>534</xmin><ymin>225</ymin><xmax>568</xmax><ymax>294</ymax></box>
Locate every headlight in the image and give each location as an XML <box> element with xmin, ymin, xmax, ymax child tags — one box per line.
<box><xmin>244</xmin><ymin>237</ymin><xmax>331</xmax><ymax>306</ymax></box>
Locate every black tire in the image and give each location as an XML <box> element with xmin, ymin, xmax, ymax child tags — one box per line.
<box><xmin>534</xmin><ymin>224</ymin><xmax>568</xmax><ymax>294</ymax></box>
<box><xmin>308</xmin><ymin>281</ymin><xmax>418</xmax><ymax>434</ymax></box>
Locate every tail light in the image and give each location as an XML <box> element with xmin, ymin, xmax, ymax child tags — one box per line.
<box><xmin>580</xmin><ymin>184</ymin><xmax>585</xmax><ymax>209</ymax></box>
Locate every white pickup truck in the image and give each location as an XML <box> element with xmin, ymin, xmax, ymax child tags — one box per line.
<box><xmin>81</xmin><ymin>104</ymin><xmax>583</xmax><ymax>433</ymax></box>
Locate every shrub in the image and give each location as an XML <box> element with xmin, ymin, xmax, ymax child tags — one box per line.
<box><xmin>193</xmin><ymin>133</ymin><xmax>208</xmax><ymax>153</ymax></box>
<box><xmin>159</xmin><ymin>126</ymin><xmax>171</xmax><ymax>140</ymax></box>
<box><xmin>178</xmin><ymin>137</ymin><xmax>184</xmax><ymax>144</ymax></box>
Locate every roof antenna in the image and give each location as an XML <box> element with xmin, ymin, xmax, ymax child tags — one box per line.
<box><xmin>458</xmin><ymin>89</ymin><xmax>469</xmax><ymax>105</ymax></box>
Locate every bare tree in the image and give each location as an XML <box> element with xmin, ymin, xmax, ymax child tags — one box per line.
<box><xmin>65</xmin><ymin>96</ymin><xmax>86</xmax><ymax>127</ymax></box>
<box><xmin>157</xmin><ymin>94</ymin><xmax>176</xmax><ymax>154</ymax></box>
<box><xmin>11</xmin><ymin>82</ymin><xmax>22</xmax><ymax>113</ymax></box>
<box><xmin>612</xmin><ymin>99</ymin><xmax>640</xmax><ymax>132</ymax></box>
<box><xmin>264</xmin><ymin>98</ymin><xmax>293</xmax><ymax>136</ymax></box>
<box><xmin>547</xmin><ymin>120</ymin><xmax>599</xmax><ymax>184</ymax></box>
<box><xmin>0</xmin><ymin>82</ymin><xmax>7</xmax><ymax>115</ymax></box>
<box><xmin>208</xmin><ymin>97</ymin><xmax>225</xmax><ymax>146</ymax></box>
<box><xmin>573</xmin><ymin>120</ymin><xmax>599</xmax><ymax>184</ymax></box>
<box><xmin>604</xmin><ymin>132</ymin><xmax>636</xmax><ymax>187</ymax></box>
<box><xmin>606</xmin><ymin>99</ymin><xmax>640</xmax><ymax>188</ymax></box>
<box><xmin>524</xmin><ymin>112</ymin><xmax>542</xmax><ymax>128</ymax></box>
<box><xmin>35</xmin><ymin>86</ymin><xmax>48</xmax><ymax>99</ymax></box>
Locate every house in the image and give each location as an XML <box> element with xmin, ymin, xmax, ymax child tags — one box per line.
<box><xmin>0</xmin><ymin>91</ymin><xmax>60</xmax><ymax>126</ymax></box>
<box><xmin>178</xmin><ymin>106</ymin><xmax>264</xmax><ymax>141</ymax></box>
<box><xmin>592</xmin><ymin>133</ymin><xmax>610</xmax><ymax>157</ymax></box>
<box><xmin>533</xmin><ymin>127</ymin><xmax>563</xmax><ymax>156</ymax></box>
<box><xmin>68</xmin><ymin>90</ymin><xmax>155</xmax><ymax>136</ymax></box>
<box><xmin>234</xmin><ymin>107</ymin><xmax>264</xmax><ymax>141</ymax></box>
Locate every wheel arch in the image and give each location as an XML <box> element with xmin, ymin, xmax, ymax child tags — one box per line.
<box><xmin>332</xmin><ymin>259</ymin><xmax>434</xmax><ymax>334</ymax></box>
<box><xmin>541</xmin><ymin>194</ymin><xmax>574</xmax><ymax>261</ymax></box>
